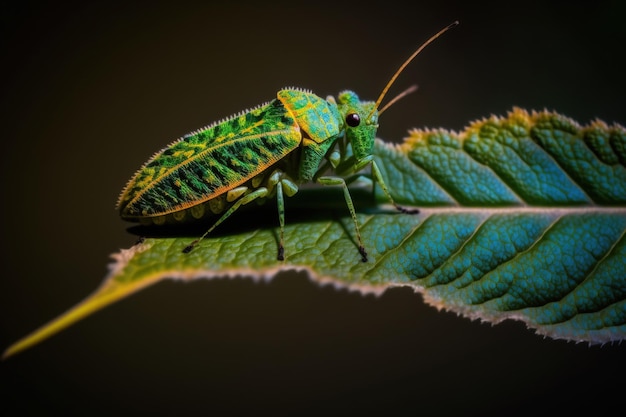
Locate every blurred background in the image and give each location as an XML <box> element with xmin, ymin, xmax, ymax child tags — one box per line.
<box><xmin>1</xmin><ymin>1</ymin><xmax>625</xmax><ymax>415</ymax></box>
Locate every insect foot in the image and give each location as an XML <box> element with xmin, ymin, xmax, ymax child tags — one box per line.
<box><xmin>359</xmin><ymin>246</ymin><xmax>368</xmax><ymax>263</ymax></box>
<box><xmin>395</xmin><ymin>205</ymin><xmax>419</xmax><ymax>215</ymax></box>
<box><xmin>182</xmin><ymin>240</ymin><xmax>198</xmax><ymax>254</ymax></box>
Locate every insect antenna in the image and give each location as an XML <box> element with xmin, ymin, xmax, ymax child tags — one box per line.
<box><xmin>369</xmin><ymin>20</ymin><xmax>459</xmax><ymax>120</ymax></box>
<box><xmin>378</xmin><ymin>84</ymin><xmax>418</xmax><ymax>116</ymax></box>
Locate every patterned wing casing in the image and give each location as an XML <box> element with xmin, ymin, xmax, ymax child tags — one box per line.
<box><xmin>118</xmin><ymin>99</ymin><xmax>300</xmax><ymax>218</ymax></box>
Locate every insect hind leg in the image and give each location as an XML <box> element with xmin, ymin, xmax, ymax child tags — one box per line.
<box><xmin>182</xmin><ymin>188</ymin><xmax>269</xmax><ymax>254</ymax></box>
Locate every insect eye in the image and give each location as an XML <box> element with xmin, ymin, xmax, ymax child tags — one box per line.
<box><xmin>345</xmin><ymin>113</ymin><xmax>360</xmax><ymax>127</ymax></box>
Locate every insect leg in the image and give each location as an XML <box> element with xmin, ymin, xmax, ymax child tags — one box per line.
<box><xmin>370</xmin><ymin>161</ymin><xmax>419</xmax><ymax>214</ymax></box>
<box><xmin>316</xmin><ymin>176</ymin><xmax>368</xmax><ymax>262</ymax></box>
<box><xmin>270</xmin><ymin>173</ymin><xmax>298</xmax><ymax>261</ymax></box>
<box><xmin>182</xmin><ymin>188</ymin><xmax>269</xmax><ymax>254</ymax></box>
<box><xmin>276</xmin><ymin>181</ymin><xmax>285</xmax><ymax>261</ymax></box>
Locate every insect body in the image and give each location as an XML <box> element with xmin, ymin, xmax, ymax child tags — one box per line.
<box><xmin>117</xmin><ymin>22</ymin><xmax>457</xmax><ymax>262</ymax></box>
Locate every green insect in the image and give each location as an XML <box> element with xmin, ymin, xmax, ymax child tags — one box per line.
<box><xmin>117</xmin><ymin>22</ymin><xmax>457</xmax><ymax>262</ymax></box>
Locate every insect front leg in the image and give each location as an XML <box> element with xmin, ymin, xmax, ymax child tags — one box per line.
<box><xmin>354</xmin><ymin>157</ymin><xmax>419</xmax><ymax>215</ymax></box>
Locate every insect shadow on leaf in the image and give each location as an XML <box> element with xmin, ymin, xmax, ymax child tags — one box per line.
<box><xmin>126</xmin><ymin>186</ymin><xmax>379</xmax><ymax>239</ymax></box>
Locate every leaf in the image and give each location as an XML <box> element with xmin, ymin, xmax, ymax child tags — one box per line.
<box><xmin>4</xmin><ymin>108</ymin><xmax>625</xmax><ymax>359</ymax></box>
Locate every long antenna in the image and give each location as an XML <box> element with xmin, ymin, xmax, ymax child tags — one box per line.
<box><xmin>371</xmin><ymin>21</ymin><xmax>459</xmax><ymax>117</ymax></box>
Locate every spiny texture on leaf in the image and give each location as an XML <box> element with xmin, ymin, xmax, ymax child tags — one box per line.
<box><xmin>376</xmin><ymin>107</ymin><xmax>626</xmax><ymax>206</ymax></box>
<box><xmin>4</xmin><ymin>108</ymin><xmax>625</xmax><ymax>359</ymax></box>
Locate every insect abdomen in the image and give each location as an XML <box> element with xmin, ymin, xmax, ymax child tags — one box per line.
<box><xmin>134</xmin><ymin>171</ymin><xmax>267</xmax><ymax>226</ymax></box>
<box><xmin>118</xmin><ymin>99</ymin><xmax>301</xmax><ymax>220</ymax></box>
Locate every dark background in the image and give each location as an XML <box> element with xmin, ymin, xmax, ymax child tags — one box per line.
<box><xmin>1</xmin><ymin>1</ymin><xmax>625</xmax><ymax>415</ymax></box>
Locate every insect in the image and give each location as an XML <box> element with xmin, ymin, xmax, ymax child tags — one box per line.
<box><xmin>117</xmin><ymin>22</ymin><xmax>457</xmax><ymax>262</ymax></box>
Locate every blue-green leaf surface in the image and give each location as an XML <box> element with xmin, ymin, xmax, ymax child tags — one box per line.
<box><xmin>4</xmin><ymin>108</ymin><xmax>625</xmax><ymax>359</ymax></box>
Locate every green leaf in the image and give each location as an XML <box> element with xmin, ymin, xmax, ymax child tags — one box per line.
<box><xmin>4</xmin><ymin>108</ymin><xmax>625</xmax><ymax>359</ymax></box>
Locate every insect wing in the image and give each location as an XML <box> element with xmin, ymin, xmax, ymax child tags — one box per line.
<box><xmin>118</xmin><ymin>99</ymin><xmax>300</xmax><ymax>219</ymax></box>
